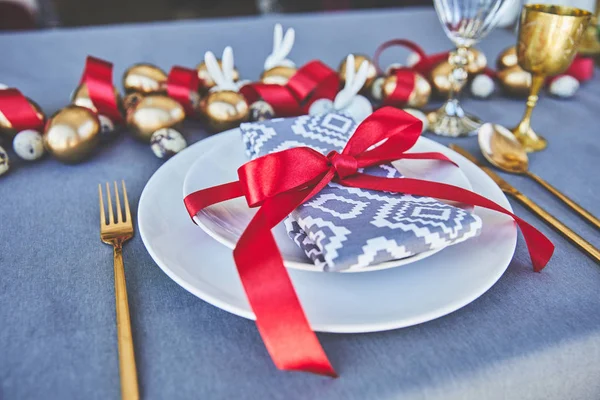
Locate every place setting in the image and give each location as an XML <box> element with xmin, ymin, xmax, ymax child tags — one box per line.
<box><xmin>2</xmin><ymin>0</ymin><xmax>600</xmax><ymax>398</ymax></box>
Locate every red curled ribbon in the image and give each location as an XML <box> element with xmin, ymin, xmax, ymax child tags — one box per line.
<box><xmin>0</xmin><ymin>88</ymin><xmax>44</xmax><ymax>133</ymax></box>
<box><xmin>183</xmin><ymin>107</ymin><xmax>554</xmax><ymax>376</ymax></box>
<box><xmin>382</xmin><ymin>68</ymin><xmax>417</xmax><ymax>106</ymax></box>
<box><xmin>79</xmin><ymin>56</ymin><xmax>123</xmax><ymax>123</ymax></box>
<box><xmin>167</xmin><ymin>66</ymin><xmax>200</xmax><ymax>115</ymax></box>
<box><xmin>240</xmin><ymin>61</ymin><xmax>339</xmax><ymax>117</ymax></box>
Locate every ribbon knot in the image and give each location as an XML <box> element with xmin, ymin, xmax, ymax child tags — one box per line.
<box><xmin>327</xmin><ymin>151</ymin><xmax>358</xmax><ymax>179</ymax></box>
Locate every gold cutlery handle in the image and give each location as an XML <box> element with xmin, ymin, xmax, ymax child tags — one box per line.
<box><xmin>113</xmin><ymin>245</ymin><xmax>140</xmax><ymax>400</ymax></box>
<box><xmin>526</xmin><ymin>171</ymin><xmax>600</xmax><ymax>231</ymax></box>
<box><xmin>512</xmin><ymin>192</ymin><xmax>600</xmax><ymax>264</ymax></box>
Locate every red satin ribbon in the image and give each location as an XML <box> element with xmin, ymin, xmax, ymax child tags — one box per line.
<box><xmin>167</xmin><ymin>66</ymin><xmax>200</xmax><ymax>115</ymax></box>
<box><xmin>0</xmin><ymin>88</ymin><xmax>44</xmax><ymax>132</ymax></box>
<box><xmin>240</xmin><ymin>61</ymin><xmax>339</xmax><ymax>117</ymax></box>
<box><xmin>183</xmin><ymin>107</ymin><xmax>554</xmax><ymax>376</ymax></box>
<box><xmin>79</xmin><ymin>56</ymin><xmax>123</xmax><ymax>123</ymax></box>
<box><xmin>382</xmin><ymin>68</ymin><xmax>417</xmax><ymax>106</ymax></box>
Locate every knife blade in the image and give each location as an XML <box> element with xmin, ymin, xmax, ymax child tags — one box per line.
<box><xmin>448</xmin><ymin>144</ymin><xmax>600</xmax><ymax>264</ymax></box>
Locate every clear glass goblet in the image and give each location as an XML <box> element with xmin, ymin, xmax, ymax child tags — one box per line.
<box><xmin>429</xmin><ymin>0</ymin><xmax>508</xmax><ymax>137</ymax></box>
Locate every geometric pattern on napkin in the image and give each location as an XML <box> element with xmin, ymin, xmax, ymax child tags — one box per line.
<box><xmin>240</xmin><ymin>113</ymin><xmax>482</xmax><ymax>272</ymax></box>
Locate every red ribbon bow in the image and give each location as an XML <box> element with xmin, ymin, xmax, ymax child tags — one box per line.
<box><xmin>0</xmin><ymin>88</ymin><xmax>44</xmax><ymax>134</ymax></box>
<box><xmin>240</xmin><ymin>61</ymin><xmax>339</xmax><ymax>117</ymax></box>
<box><xmin>79</xmin><ymin>56</ymin><xmax>123</xmax><ymax>123</ymax></box>
<box><xmin>184</xmin><ymin>107</ymin><xmax>554</xmax><ymax>376</ymax></box>
<box><xmin>167</xmin><ymin>66</ymin><xmax>200</xmax><ymax>115</ymax></box>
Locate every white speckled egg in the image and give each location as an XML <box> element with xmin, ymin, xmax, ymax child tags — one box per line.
<box><xmin>249</xmin><ymin>101</ymin><xmax>275</xmax><ymax>121</ymax></box>
<box><xmin>13</xmin><ymin>129</ymin><xmax>44</xmax><ymax>161</ymax></box>
<box><xmin>98</xmin><ymin>115</ymin><xmax>116</xmax><ymax>138</ymax></box>
<box><xmin>0</xmin><ymin>145</ymin><xmax>9</xmax><ymax>175</ymax></box>
<box><xmin>150</xmin><ymin>128</ymin><xmax>187</xmax><ymax>159</ymax></box>
<box><xmin>549</xmin><ymin>75</ymin><xmax>579</xmax><ymax>98</ymax></box>
<box><xmin>471</xmin><ymin>74</ymin><xmax>495</xmax><ymax>99</ymax></box>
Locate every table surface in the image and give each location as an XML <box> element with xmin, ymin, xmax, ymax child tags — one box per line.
<box><xmin>1</xmin><ymin>7</ymin><xmax>600</xmax><ymax>400</ymax></box>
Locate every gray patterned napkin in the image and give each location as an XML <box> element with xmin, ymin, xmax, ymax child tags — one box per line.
<box><xmin>240</xmin><ymin>113</ymin><xmax>482</xmax><ymax>272</ymax></box>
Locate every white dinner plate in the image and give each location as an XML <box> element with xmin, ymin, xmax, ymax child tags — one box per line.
<box><xmin>138</xmin><ymin>133</ymin><xmax>517</xmax><ymax>333</ymax></box>
<box><xmin>182</xmin><ymin>129</ymin><xmax>475</xmax><ymax>272</ymax></box>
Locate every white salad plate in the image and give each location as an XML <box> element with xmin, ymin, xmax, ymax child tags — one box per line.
<box><xmin>138</xmin><ymin>132</ymin><xmax>517</xmax><ymax>333</ymax></box>
<box><xmin>182</xmin><ymin>129</ymin><xmax>475</xmax><ymax>272</ymax></box>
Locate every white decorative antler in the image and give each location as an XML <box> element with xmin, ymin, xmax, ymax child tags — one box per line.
<box><xmin>264</xmin><ymin>23</ymin><xmax>296</xmax><ymax>71</ymax></box>
<box><xmin>204</xmin><ymin>46</ymin><xmax>238</xmax><ymax>92</ymax></box>
<box><xmin>333</xmin><ymin>55</ymin><xmax>370</xmax><ymax>110</ymax></box>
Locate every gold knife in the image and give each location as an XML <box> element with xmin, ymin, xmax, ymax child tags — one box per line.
<box><xmin>450</xmin><ymin>144</ymin><xmax>600</xmax><ymax>264</ymax></box>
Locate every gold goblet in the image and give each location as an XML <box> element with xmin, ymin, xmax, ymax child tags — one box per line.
<box><xmin>512</xmin><ymin>4</ymin><xmax>591</xmax><ymax>152</ymax></box>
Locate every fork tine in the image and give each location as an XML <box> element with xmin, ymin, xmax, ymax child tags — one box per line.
<box><xmin>122</xmin><ymin>180</ymin><xmax>132</xmax><ymax>224</ymax></box>
<box><xmin>106</xmin><ymin>182</ymin><xmax>114</xmax><ymax>224</ymax></box>
<box><xmin>98</xmin><ymin>184</ymin><xmax>106</xmax><ymax>226</ymax></box>
<box><xmin>114</xmin><ymin>181</ymin><xmax>123</xmax><ymax>223</ymax></box>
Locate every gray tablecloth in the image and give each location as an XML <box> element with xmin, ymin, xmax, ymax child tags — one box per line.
<box><xmin>1</xmin><ymin>7</ymin><xmax>599</xmax><ymax>400</ymax></box>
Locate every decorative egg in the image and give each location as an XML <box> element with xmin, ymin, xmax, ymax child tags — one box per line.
<box><xmin>13</xmin><ymin>129</ymin><xmax>44</xmax><ymax>160</ymax></box>
<box><xmin>43</xmin><ymin>105</ymin><xmax>101</xmax><ymax>163</ymax></box>
<box><xmin>122</xmin><ymin>63</ymin><xmax>168</xmax><ymax>94</ymax></box>
<box><xmin>370</xmin><ymin>76</ymin><xmax>385</xmax><ymax>101</ymax></box>
<box><xmin>197</xmin><ymin>60</ymin><xmax>239</xmax><ymax>92</ymax></box>
<box><xmin>150</xmin><ymin>128</ymin><xmax>187</xmax><ymax>159</ymax></box>
<box><xmin>549</xmin><ymin>75</ymin><xmax>579</xmax><ymax>98</ymax></box>
<box><xmin>470</xmin><ymin>74</ymin><xmax>495</xmax><ymax>98</ymax></box>
<box><xmin>123</xmin><ymin>92</ymin><xmax>145</xmax><ymax>112</ymax></box>
<box><xmin>382</xmin><ymin>72</ymin><xmax>431</xmax><ymax>108</ymax></box>
<box><xmin>402</xmin><ymin>108</ymin><xmax>428</xmax><ymax>132</ymax></box>
<box><xmin>98</xmin><ymin>115</ymin><xmax>116</xmax><ymax>139</ymax></box>
<box><xmin>249</xmin><ymin>101</ymin><xmax>275</xmax><ymax>121</ymax></box>
<box><xmin>497</xmin><ymin>65</ymin><xmax>531</xmax><ymax>97</ymax></box>
<box><xmin>0</xmin><ymin>98</ymin><xmax>45</xmax><ymax>138</ymax></box>
<box><xmin>200</xmin><ymin>90</ymin><xmax>249</xmax><ymax>132</ymax></box>
<box><xmin>0</xmin><ymin>145</ymin><xmax>9</xmax><ymax>176</ymax></box>
<box><xmin>71</xmin><ymin>83</ymin><xmax>124</xmax><ymax>116</ymax></box>
<box><xmin>430</xmin><ymin>60</ymin><xmax>453</xmax><ymax>96</ymax></box>
<box><xmin>338</xmin><ymin>54</ymin><xmax>378</xmax><ymax>91</ymax></box>
<box><xmin>465</xmin><ymin>48</ymin><xmax>487</xmax><ymax>75</ymax></box>
<box><xmin>261</xmin><ymin>66</ymin><xmax>297</xmax><ymax>86</ymax></box>
<box><xmin>127</xmin><ymin>95</ymin><xmax>186</xmax><ymax>142</ymax></box>
<box><xmin>496</xmin><ymin>46</ymin><xmax>518</xmax><ymax>70</ymax></box>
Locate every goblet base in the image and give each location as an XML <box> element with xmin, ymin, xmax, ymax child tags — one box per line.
<box><xmin>510</xmin><ymin>124</ymin><xmax>547</xmax><ymax>152</ymax></box>
<box><xmin>427</xmin><ymin>100</ymin><xmax>481</xmax><ymax>137</ymax></box>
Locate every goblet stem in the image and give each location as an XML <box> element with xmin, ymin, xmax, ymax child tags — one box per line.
<box><xmin>511</xmin><ymin>74</ymin><xmax>547</xmax><ymax>152</ymax></box>
<box><xmin>428</xmin><ymin>46</ymin><xmax>481</xmax><ymax>137</ymax></box>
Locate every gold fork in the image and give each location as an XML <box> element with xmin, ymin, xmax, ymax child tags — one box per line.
<box><xmin>99</xmin><ymin>181</ymin><xmax>139</xmax><ymax>400</ymax></box>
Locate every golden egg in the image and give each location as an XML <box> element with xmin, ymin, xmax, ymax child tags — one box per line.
<box><xmin>430</xmin><ymin>61</ymin><xmax>453</xmax><ymax>96</ymax></box>
<box><xmin>497</xmin><ymin>65</ymin><xmax>532</xmax><ymax>97</ymax></box>
<box><xmin>71</xmin><ymin>83</ymin><xmax>124</xmax><ymax>116</ymax></box>
<box><xmin>200</xmin><ymin>90</ymin><xmax>249</xmax><ymax>132</ymax></box>
<box><xmin>196</xmin><ymin>60</ymin><xmax>239</xmax><ymax>91</ymax></box>
<box><xmin>338</xmin><ymin>54</ymin><xmax>378</xmax><ymax>91</ymax></box>
<box><xmin>123</xmin><ymin>92</ymin><xmax>145</xmax><ymax>113</ymax></box>
<box><xmin>0</xmin><ymin>98</ymin><xmax>45</xmax><ymax>138</ymax></box>
<box><xmin>465</xmin><ymin>48</ymin><xmax>487</xmax><ymax>75</ymax></box>
<box><xmin>496</xmin><ymin>46</ymin><xmax>518</xmax><ymax>70</ymax></box>
<box><xmin>122</xmin><ymin>63</ymin><xmax>168</xmax><ymax>94</ymax></box>
<box><xmin>382</xmin><ymin>73</ymin><xmax>431</xmax><ymax>109</ymax></box>
<box><xmin>261</xmin><ymin>66</ymin><xmax>297</xmax><ymax>85</ymax></box>
<box><xmin>127</xmin><ymin>95</ymin><xmax>186</xmax><ymax>142</ymax></box>
<box><xmin>43</xmin><ymin>105</ymin><xmax>101</xmax><ymax>163</ymax></box>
